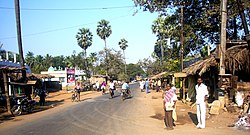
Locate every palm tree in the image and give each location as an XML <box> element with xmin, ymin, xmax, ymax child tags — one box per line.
<box><xmin>118</xmin><ymin>38</ymin><xmax>128</xmax><ymax>75</ymax></box>
<box><xmin>76</xmin><ymin>28</ymin><xmax>93</xmax><ymax>57</ymax></box>
<box><xmin>89</xmin><ymin>52</ymin><xmax>98</xmax><ymax>75</ymax></box>
<box><xmin>76</xmin><ymin>28</ymin><xmax>93</xmax><ymax>76</ymax></box>
<box><xmin>97</xmin><ymin>19</ymin><xmax>112</xmax><ymax>76</ymax></box>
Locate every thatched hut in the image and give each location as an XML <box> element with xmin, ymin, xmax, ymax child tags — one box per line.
<box><xmin>225</xmin><ymin>44</ymin><xmax>250</xmax><ymax>81</ymax></box>
<box><xmin>183</xmin><ymin>56</ymin><xmax>219</xmax><ymax>102</ymax></box>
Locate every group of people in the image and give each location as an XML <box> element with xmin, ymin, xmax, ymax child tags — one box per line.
<box><xmin>162</xmin><ymin>77</ymin><xmax>209</xmax><ymax>130</ymax></box>
<box><xmin>94</xmin><ymin>80</ymin><xmax>131</xmax><ymax>99</ymax></box>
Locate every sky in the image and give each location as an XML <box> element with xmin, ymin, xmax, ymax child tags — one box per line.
<box><xmin>0</xmin><ymin>0</ymin><xmax>159</xmax><ymax>64</ymax></box>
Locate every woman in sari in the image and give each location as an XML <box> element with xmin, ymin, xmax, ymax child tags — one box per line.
<box><xmin>163</xmin><ymin>84</ymin><xmax>178</xmax><ymax>130</ymax></box>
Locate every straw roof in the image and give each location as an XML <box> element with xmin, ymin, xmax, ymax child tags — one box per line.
<box><xmin>183</xmin><ymin>56</ymin><xmax>218</xmax><ymax>76</ymax></box>
<box><xmin>150</xmin><ymin>71</ymin><xmax>170</xmax><ymax>79</ymax></box>
<box><xmin>27</xmin><ymin>73</ymin><xmax>54</xmax><ymax>79</ymax></box>
<box><xmin>225</xmin><ymin>44</ymin><xmax>250</xmax><ymax>75</ymax></box>
<box><xmin>0</xmin><ymin>66</ymin><xmax>26</xmax><ymax>72</ymax></box>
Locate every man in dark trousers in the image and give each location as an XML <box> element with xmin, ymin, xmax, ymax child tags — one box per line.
<box><xmin>39</xmin><ymin>90</ymin><xmax>47</xmax><ymax>106</ymax></box>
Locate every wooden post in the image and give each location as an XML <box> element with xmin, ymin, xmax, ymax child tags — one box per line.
<box><xmin>219</xmin><ymin>0</ymin><xmax>227</xmax><ymax>75</ymax></box>
<box><xmin>3</xmin><ymin>70</ymin><xmax>12</xmax><ymax>114</ymax></box>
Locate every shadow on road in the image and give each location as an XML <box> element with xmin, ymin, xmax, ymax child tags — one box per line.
<box><xmin>188</xmin><ymin>112</ymin><xmax>198</xmax><ymax>125</ymax></box>
<box><xmin>150</xmin><ymin>113</ymin><xmax>164</xmax><ymax>120</ymax></box>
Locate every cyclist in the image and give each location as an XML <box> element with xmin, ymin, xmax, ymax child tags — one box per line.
<box><xmin>75</xmin><ymin>82</ymin><xmax>81</xmax><ymax>101</ymax></box>
<box><xmin>121</xmin><ymin>80</ymin><xmax>131</xmax><ymax>96</ymax></box>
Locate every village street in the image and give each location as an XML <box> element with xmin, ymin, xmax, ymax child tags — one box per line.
<box><xmin>0</xmin><ymin>83</ymin><xmax>249</xmax><ymax>135</ymax></box>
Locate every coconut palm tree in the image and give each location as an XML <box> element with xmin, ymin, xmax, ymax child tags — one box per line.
<box><xmin>96</xmin><ymin>19</ymin><xmax>112</xmax><ymax>75</ymax></box>
<box><xmin>118</xmin><ymin>38</ymin><xmax>128</xmax><ymax>74</ymax></box>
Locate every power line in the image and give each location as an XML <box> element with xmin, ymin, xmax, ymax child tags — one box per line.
<box><xmin>0</xmin><ymin>12</ymin><xmax>141</xmax><ymax>40</ymax></box>
<box><xmin>0</xmin><ymin>5</ymin><xmax>135</xmax><ymax>11</ymax></box>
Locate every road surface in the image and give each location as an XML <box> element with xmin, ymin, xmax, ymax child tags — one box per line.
<box><xmin>0</xmin><ymin>83</ymin><xmax>248</xmax><ymax>135</ymax></box>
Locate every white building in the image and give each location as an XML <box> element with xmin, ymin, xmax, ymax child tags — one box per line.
<box><xmin>41</xmin><ymin>66</ymin><xmax>86</xmax><ymax>87</ymax></box>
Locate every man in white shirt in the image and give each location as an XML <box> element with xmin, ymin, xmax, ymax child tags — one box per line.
<box><xmin>109</xmin><ymin>80</ymin><xmax>115</xmax><ymax>98</ymax></box>
<box><xmin>195</xmin><ymin>77</ymin><xmax>208</xmax><ymax>129</ymax></box>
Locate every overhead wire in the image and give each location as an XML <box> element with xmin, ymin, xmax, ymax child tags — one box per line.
<box><xmin>0</xmin><ymin>6</ymin><xmax>135</xmax><ymax>11</ymax></box>
<box><xmin>0</xmin><ymin>6</ymin><xmax>142</xmax><ymax>40</ymax></box>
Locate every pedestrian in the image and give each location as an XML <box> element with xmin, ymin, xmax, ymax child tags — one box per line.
<box><xmin>95</xmin><ymin>81</ymin><xmax>100</xmax><ymax>91</ymax></box>
<box><xmin>139</xmin><ymin>79</ymin><xmax>144</xmax><ymax>92</ymax></box>
<box><xmin>171</xmin><ymin>84</ymin><xmax>177</xmax><ymax>94</ymax></box>
<box><xmin>39</xmin><ymin>89</ymin><xmax>47</xmax><ymax>106</ymax></box>
<box><xmin>156</xmin><ymin>79</ymin><xmax>161</xmax><ymax>92</ymax></box>
<box><xmin>163</xmin><ymin>84</ymin><xmax>177</xmax><ymax>130</ymax></box>
<box><xmin>75</xmin><ymin>81</ymin><xmax>81</xmax><ymax>101</ymax></box>
<box><xmin>109</xmin><ymin>80</ymin><xmax>115</xmax><ymax>98</ymax></box>
<box><xmin>145</xmin><ymin>79</ymin><xmax>150</xmax><ymax>94</ymax></box>
<box><xmin>195</xmin><ymin>77</ymin><xmax>209</xmax><ymax>129</ymax></box>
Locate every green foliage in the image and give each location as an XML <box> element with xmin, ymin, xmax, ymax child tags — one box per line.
<box><xmin>118</xmin><ymin>38</ymin><xmax>128</xmax><ymax>51</ymax></box>
<box><xmin>76</xmin><ymin>28</ymin><xmax>93</xmax><ymax>55</ymax></box>
<box><xmin>96</xmin><ymin>19</ymin><xmax>112</xmax><ymax>42</ymax></box>
<box><xmin>126</xmin><ymin>63</ymin><xmax>145</xmax><ymax>80</ymax></box>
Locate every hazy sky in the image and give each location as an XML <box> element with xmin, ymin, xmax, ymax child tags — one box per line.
<box><xmin>0</xmin><ymin>0</ymin><xmax>159</xmax><ymax>64</ymax></box>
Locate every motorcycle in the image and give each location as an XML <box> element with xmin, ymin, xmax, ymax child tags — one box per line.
<box><xmin>121</xmin><ymin>89</ymin><xmax>132</xmax><ymax>101</ymax></box>
<box><xmin>11</xmin><ymin>96</ymin><xmax>36</xmax><ymax>116</ymax></box>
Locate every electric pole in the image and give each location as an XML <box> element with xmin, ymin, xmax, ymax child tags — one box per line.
<box><xmin>180</xmin><ymin>4</ymin><xmax>184</xmax><ymax>72</ymax></box>
<box><xmin>219</xmin><ymin>0</ymin><xmax>227</xmax><ymax>75</ymax></box>
<box><xmin>15</xmin><ymin>0</ymin><xmax>25</xmax><ymax>69</ymax></box>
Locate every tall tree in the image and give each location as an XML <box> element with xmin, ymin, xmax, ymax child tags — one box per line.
<box><xmin>118</xmin><ymin>38</ymin><xmax>128</xmax><ymax>75</ymax></box>
<box><xmin>76</xmin><ymin>28</ymin><xmax>93</xmax><ymax>57</ymax></box>
<box><xmin>89</xmin><ymin>52</ymin><xmax>98</xmax><ymax>75</ymax></box>
<box><xmin>96</xmin><ymin>19</ymin><xmax>112</xmax><ymax>76</ymax></box>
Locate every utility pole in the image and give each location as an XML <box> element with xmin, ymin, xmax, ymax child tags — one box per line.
<box><xmin>219</xmin><ymin>0</ymin><xmax>227</xmax><ymax>75</ymax></box>
<box><xmin>15</xmin><ymin>0</ymin><xmax>25</xmax><ymax>68</ymax></box>
<box><xmin>180</xmin><ymin>4</ymin><xmax>184</xmax><ymax>72</ymax></box>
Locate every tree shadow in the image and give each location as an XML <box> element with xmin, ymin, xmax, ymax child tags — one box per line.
<box><xmin>188</xmin><ymin>112</ymin><xmax>198</xmax><ymax>125</ymax></box>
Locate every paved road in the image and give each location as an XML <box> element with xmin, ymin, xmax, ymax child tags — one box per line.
<box><xmin>0</xmin><ymin>83</ymin><xmax>163</xmax><ymax>135</ymax></box>
<box><xmin>1</xmin><ymin>83</ymin><xmax>248</xmax><ymax>135</ymax></box>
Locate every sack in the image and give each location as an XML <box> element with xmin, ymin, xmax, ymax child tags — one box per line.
<box><xmin>165</xmin><ymin>101</ymin><xmax>174</xmax><ymax>111</ymax></box>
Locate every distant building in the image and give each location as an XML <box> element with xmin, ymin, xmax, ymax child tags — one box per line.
<box><xmin>41</xmin><ymin>66</ymin><xmax>86</xmax><ymax>87</ymax></box>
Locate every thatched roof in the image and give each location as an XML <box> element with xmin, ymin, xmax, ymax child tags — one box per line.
<box><xmin>150</xmin><ymin>71</ymin><xmax>170</xmax><ymax>79</ymax></box>
<box><xmin>183</xmin><ymin>56</ymin><xmax>217</xmax><ymax>76</ymax></box>
<box><xmin>0</xmin><ymin>66</ymin><xmax>26</xmax><ymax>72</ymax></box>
<box><xmin>225</xmin><ymin>44</ymin><xmax>250</xmax><ymax>75</ymax></box>
<box><xmin>27</xmin><ymin>73</ymin><xmax>54</xmax><ymax>79</ymax></box>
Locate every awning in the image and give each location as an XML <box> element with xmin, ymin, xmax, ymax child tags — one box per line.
<box><xmin>174</xmin><ymin>72</ymin><xmax>187</xmax><ymax>78</ymax></box>
<box><xmin>9</xmin><ymin>82</ymin><xmax>28</xmax><ymax>86</ymax></box>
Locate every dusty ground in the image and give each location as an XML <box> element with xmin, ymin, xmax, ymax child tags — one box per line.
<box><xmin>0</xmin><ymin>88</ymin><xmax>249</xmax><ymax>135</ymax></box>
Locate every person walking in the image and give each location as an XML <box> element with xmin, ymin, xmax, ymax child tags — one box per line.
<box><xmin>139</xmin><ymin>79</ymin><xmax>144</xmax><ymax>92</ymax></box>
<box><xmin>95</xmin><ymin>81</ymin><xmax>100</xmax><ymax>91</ymax></box>
<box><xmin>156</xmin><ymin>79</ymin><xmax>161</xmax><ymax>92</ymax></box>
<box><xmin>163</xmin><ymin>84</ymin><xmax>177</xmax><ymax>130</ymax></box>
<box><xmin>145</xmin><ymin>79</ymin><xmax>150</xmax><ymax>94</ymax></box>
<box><xmin>39</xmin><ymin>89</ymin><xmax>47</xmax><ymax>106</ymax></box>
<box><xmin>195</xmin><ymin>77</ymin><xmax>209</xmax><ymax>129</ymax></box>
